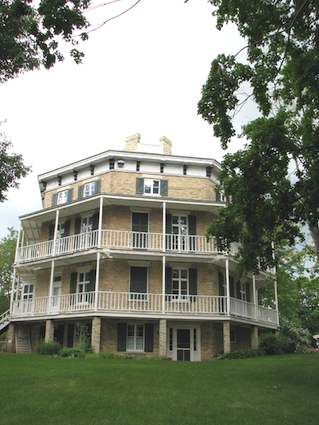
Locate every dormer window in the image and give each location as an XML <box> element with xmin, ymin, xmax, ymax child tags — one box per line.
<box><xmin>144</xmin><ymin>179</ymin><xmax>160</xmax><ymax>195</ymax></box>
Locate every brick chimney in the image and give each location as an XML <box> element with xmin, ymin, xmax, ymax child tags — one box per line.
<box><xmin>124</xmin><ymin>133</ymin><xmax>141</xmax><ymax>151</ymax></box>
<box><xmin>160</xmin><ymin>136</ymin><xmax>172</xmax><ymax>155</ymax></box>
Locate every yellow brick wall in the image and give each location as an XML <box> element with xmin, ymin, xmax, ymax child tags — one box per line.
<box><xmin>42</xmin><ymin>171</ymin><xmax>217</xmax><ymax>208</ymax></box>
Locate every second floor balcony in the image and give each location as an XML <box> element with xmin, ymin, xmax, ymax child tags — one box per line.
<box><xmin>16</xmin><ymin>229</ymin><xmax>237</xmax><ymax>264</ymax></box>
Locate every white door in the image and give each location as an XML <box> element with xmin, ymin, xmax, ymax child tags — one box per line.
<box><xmin>172</xmin><ymin>215</ymin><xmax>188</xmax><ymax>251</ymax></box>
<box><xmin>167</xmin><ymin>325</ymin><xmax>201</xmax><ymax>362</ymax></box>
<box><xmin>51</xmin><ymin>274</ymin><xmax>62</xmax><ymax>312</ymax></box>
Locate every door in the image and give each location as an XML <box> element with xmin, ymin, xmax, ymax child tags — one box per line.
<box><xmin>132</xmin><ymin>213</ymin><xmax>149</xmax><ymax>249</ymax></box>
<box><xmin>172</xmin><ymin>215</ymin><xmax>188</xmax><ymax>251</ymax></box>
<box><xmin>177</xmin><ymin>329</ymin><xmax>191</xmax><ymax>361</ymax></box>
<box><xmin>130</xmin><ymin>267</ymin><xmax>148</xmax><ymax>301</ymax></box>
<box><xmin>51</xmin><ymin>274</ymin><xmax>62</xmax><ymax>312</ymax></box>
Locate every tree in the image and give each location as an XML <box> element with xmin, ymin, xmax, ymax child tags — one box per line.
<box><xmin>0</xmin><ymin>0</ymin><xmax>143</xmax><ymax>83</ymax></box>
<box><xmin>0</xmin><ymin>228</ymin><xmax>17</xmax><ymax>314</ymax></box>
<box><xmin>198</xmin><ymin>0</ymin><xmax>319</xmax><ymax>271</ymax></box>
<box><xmin>0</xmin><ymin>124</ymin><xmax>30</xmax><ymax>202</ymax></box>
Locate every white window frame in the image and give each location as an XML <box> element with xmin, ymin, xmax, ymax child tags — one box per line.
<box><xmin>126</xmin><ymin>323</ymin><xmax>145</xmax><ymax>352</ymax></box>
<box><xmin>77</xmin><ymin>270</ymin><xmax>91</xmax><ymax>294</ymax></box>
<box><xmin>143</xmin><ymin>179</ymin><xmax>160</xmax><ymax>196</ymax></box>
<box><xmin>57</xmin><ymin>190</ymin><xmax>69</xmax><ymax>205</ymax></box>
<box><xmin>22</xmin><ymin>283</ymin><xmax>34</xmax><ymax>301</ymax></box>
<box><xmin>83</xmin><ymin>181</ymin><xmax>97</xmax><ymax>198</ymax></box>
<box><xmin>172</xmin><ymin>268</ymin><xmax>189</xmax><ymax>299</ymax></box>
<box><xmin>80</xmin><ymin>214</ymin><xmax>94</xmax><ymax>233</ymax></box>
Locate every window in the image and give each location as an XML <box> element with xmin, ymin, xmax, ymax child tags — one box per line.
<box><xmin>117</xmin><ymin>160</ymin><xmax>125</xmax><ymax>169</ymax></box>
<box><xmin>109</xmin><ymin>159</ymin><xmax>115</xmax><ymax>170</ymax></box>
<box><xmin>206</xmin><ymin>166</ymin><xmax>212</xmax><ymax>178</ymax></box>
<box><xmin>127</xmin><ymin>324</ymin><xmax>144</xmax><ymax>352</ymax></box>
<box><xmin>22</xmin><ymin>284</ymin><xmax>34</xmax><ymax>301</ymax></box>
<box><xmin>160</xmin><ymin>163</ymin><xmax>164</xmax><ymax>173</ymax></box>
<box><xmin>77</xmin><ymin>271</ymin><xmax>91</xmax><ymax>303</ymax></box>
<box><xmin>57</xmin><ymin>223</ymin><xmax>65</xmax><ymax>239</ymax></box>
<box><xmin>136</xmin><ymin>161</ymin><xmax>140</xmax><ymax>172</ymax></box>
<box><xmin>83</xmin><ymin>181</ymin><xmax>97</xmax><ymax>198</ymax></box>
<box><xmin>81</xmin><ymin>215</ymin><xmax>94</xmax><ymax>233</ymax></box>
<box><xmin>240</xmin><ymin>283</ymin><xmax>247</xmax><ymax>301</ymax></box>
<box><xmin>217</xmin><ymin>190</ymin><xmax>226</xmax><ymax>202</ymax></box>
<box><xmin>144</xmin><ymin>179</ymin><xmax>160</xmax><ymax>195</ymax></box>
<box><xmin>57</xmin><ymin>190</ymin><xmax>69</xmax><ymax>205</ymax></box>
<box><xmin>183</xmin><ymin>164</ymin><xmax>187</xmax><ymax>175</ymax></box>
<box><xmin>90</xmin><ymin>164</ymin><xmax>95</xmax><ymax>176</ymax></box>
<box><xmin>172</xmin><ymin>269</ymin><xmax>189</xmax><ymax>299</ymax></box>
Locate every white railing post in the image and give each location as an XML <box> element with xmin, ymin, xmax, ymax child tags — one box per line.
<box><xmin>225</xmin><ymin>257</ymin><xmax>230</xmax><ymax>316</ymax></box>
<box><xmin>95</xmin><ymin>252</ymin><xmax>101</xmax><ymax>310</ymax></box>
<box><xmin>98</xmin><ymin>197</ymin><xmax>103</xmax><ymax>248</ymax></box>
<box><xmin>162</xmin><ymin>255</ymin><xmax>166</xmax><ymax>314</ymax></box>
<box><xmin>252</xmin><ymin>273</ymin><xmax>257</xmax><ymax>320</ymax></box>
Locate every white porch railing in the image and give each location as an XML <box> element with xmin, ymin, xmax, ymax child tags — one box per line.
<box><xmin>0</xmin><ymin>309</ymin><xmax>10</xmax><ymax>331</ymax></box>
<box><xmin>11</xmin><ymin>292</ymin><xmax>277</xmax><ymax>325</ymax></box>
<box><xmin>17</xmin><ymin>230</ymin><xmax>232</xmax><ymax>263</ymax></box>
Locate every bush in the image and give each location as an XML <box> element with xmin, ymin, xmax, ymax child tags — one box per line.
<box><xmin>37</xmin><ymin>341</ymin><xmax>60</xmax><ymax>355</ymax></box>
<box><xmin>280</xmin><ymin>322</ymin><xmax>312</xmax><ymax>352</ymax></box>
<box><xmin>259</xmin><ymin>334</ymin><xmax>295</xmax><ymax>355</ymax></box>
<box><xmin>219</xmin><ymin>348</ymin><xmax>265</xmax><ymax>360</ymax></box>
<box><xmin>59</xmin><ymin>347</ymin><xmax>85</xmax><ymax>358</ymax></box>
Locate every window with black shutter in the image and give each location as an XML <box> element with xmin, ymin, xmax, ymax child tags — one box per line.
<box><xmin>130</xmin><ymin>267</ymin><xmax>148</xmax><ymax>298</ymax></box>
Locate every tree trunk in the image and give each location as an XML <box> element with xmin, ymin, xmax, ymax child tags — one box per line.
<box><xmin>309</xmin><ymin>225</ymin><xmax>319</xmax><ymax>261</ymax></box>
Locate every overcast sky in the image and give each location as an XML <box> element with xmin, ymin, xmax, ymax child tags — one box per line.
<box><xmin>0</xmin><ymin>0</ymin><xmax>257</xmax><ymax>238</ymax></box>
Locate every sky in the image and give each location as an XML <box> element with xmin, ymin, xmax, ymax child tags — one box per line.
<box><xmin>0</xmin><ymin>0</ymin><xmax>257</xmax><ymax>238</ymax></box>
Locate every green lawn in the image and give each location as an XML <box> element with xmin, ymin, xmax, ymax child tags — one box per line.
<box><xmin>0</xmin><ymin>353</ymin><xmax>318</xmax><ymax>425</ymax></box>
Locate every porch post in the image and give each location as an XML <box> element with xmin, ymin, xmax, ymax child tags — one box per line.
<box><xmin>223</xmin><ymin>321</ymin><xmax>231</xmax><ymax>353</ymax></box>
<box><xmin>162</xmin><ymin>201</ymin><xmax>166</xmax><ymax>252</ymax></box>
<box><xmin>48</xmin><ymin>260</ymin><xmax>55</xmax><ymax>312</ymax></box>
<box><xmin>162</xmin><ymin>255</ymin><xmax>166</xmax><ymax>314</ymax></box>
<box><xmin>252</xmin><ymin>273</ymin><xmax>257</xmax><ymax>320</ymax></box>
<box><xmin>225</xmin><ymin>258</ymin><xmax>230</xmax><ymax>315</ymax></box>
<box><xmin>45</xmin><ymin>319</ymin><xmax>54</xmax><ymax>343</ymax></box>
<box><xmin>159</xmin><ymin>319</ymin><xmax>167</xmax><ymax>357</ymax></box>
<box><xmin>14</xmin><ymin>228</ymin><xmax>21</xmax><ymax>263</ymax></box>
<box><xmin>95</xmin><ymin>252</ymin><xmax>101</xmax><ymax>310</ymax></box>
<box><xmin>98</xmin><ymin>196</ymin><xmax>103</xmax><ymax>248</ymax></box>
<box><xmin>52</xmin><ymin>209</ymin><xmax>60</xmax><ymax>256</ymax></box>
<box><xmin>9</xmin><ymin>268</ymin><xmax>16</xmax><ymax>315</ymax></box>
<box><xmin>251</xmin><ymin>325</ymin><xmax>259</xmax><ymax>349</ymax></box>
<box><xmin>272</xmin><ymin>242</ymin><xmax>280</xmax><ymax>326</ymax></box>
<box><xmin>91</xmin><ymin>317</ymin><xmax>101</xmax><ymax>353</ymax></box>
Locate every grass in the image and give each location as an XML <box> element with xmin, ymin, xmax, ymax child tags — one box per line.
<box><xmin>0</xmin><ymin>353</ymin><xmax>318</xmax><ymax>425</ymax></box>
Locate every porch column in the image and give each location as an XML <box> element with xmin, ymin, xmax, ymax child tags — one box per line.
<box><xmin>95</xmin><ymin>252</ymin><xmax>101</xmax><ymax>310</ymax></box>
<box><xmin>159</xmin><ymin>319</ymin><xmax>167</xmax><ymax>357</ymax></box>
<box><xmin>98</xmin><ymin>196</ymin><xmax>103</xmax><ymax>248</ymax></box>
<box><xmin>223</xmin><ymin>321</ymin><xmax>231</xmax><ymax>354</ymax></box>
<box><xmin>252</xmin><ymin>274</ymin><xmax>257</xmax><ymax>320</ymax></box>
<box><xmin>6</xmin><ymin>323</ymin><xmax>15</xmax><ymax>352</ymax></box>
<box><xmin>10</xmin><ymin>228</ymin><xmax>21</xmax><ymax>314</ymax></box>
<box><xmin>251</xmin><ymin>325</ymin><xmax>259</xmax><ymax>349</ymax></box>
<box><xmin>45</xmin><ymin>319</ymin><xmax>54</xmax><ymax>343</ymax></box>
<box><xmin>225</xmin><ymin>258</ymin><xmax>230</xmax><ymax>315</ymax></box>
<box><xmin>52</xmin><ymin>209</ymin><xmax>60</xmax><ymax>256</ymax></box>
<box><xmin>48</xmin><ymin>260</ymin><xmax>55</xmax><ymax>300</ymax></box>
<box><xmin>162</xmin><ymin>256</ymin><xmax>166</xmax><ymax>314</ymax></box>
<box><xmin>91</xmin><ymin>317</ymin><xmax>101</xmax><ymax>353</ymax></box>
<box><xmin>272</xmin><ymin>241</ymin><xmax>280</xmax><ymax>326</ymax></box>
<box><xmin>162</xmin><ymin>201</ymin><xmax>166</xmax><ymax>252</ymax></box>
<box><xmin>63</xmin><ymin>323</ymin><xmax>68</xmax><ymax>347</ymax></box>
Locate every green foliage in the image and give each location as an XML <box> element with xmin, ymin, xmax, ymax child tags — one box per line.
<box><xmin>219</xmin><ymin>348</ymin><xmax>265</xmax><ymax>360</ymax></box>
<box><xmin>75</xmin><ymin>321</ymin><xmax>91</xmax><ymax>351</ymax></box>
<box><xmin>259</xmin><ymin>334</ymin><xmax>295</xmax><ymax>355</ymax></box>
<box><xmin>199</xmin><ymin>0</ymin><xmax>319</xmax><ymax>268</ymax></box>
<box><xmin>58</xmin><ymin>347</ymin><xmax>85</xmax><ymax>358</ymax></box>
<box><xmin>0</xmin><ymin>126</ymin><xmax>30</xmax><ymax>202</ymax></box>
<box><xmin>280</xmin><ymin>321</ymin><xmax>312</xmax><ymax>352</ymax></box>
<box><xmin>0</xmin><ymin>228</ymin><xmax>17</xmax><ymax>314</ymax></box>
<box><xmin>0</xmin><ymin>0</ymin><xmax>90</xmax><ymax>82</ymax></box>
<box><xmin>37</xmin><ymin>341</ymin><xmax>60</xmax><ymax>355</ymax></box>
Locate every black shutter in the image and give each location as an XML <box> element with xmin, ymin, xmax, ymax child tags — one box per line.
<box><xmin>88</xmin><ymin>269</ymin><xmax>96</xmax><ymax>292</ymax></box>
<box><xmin>165</xmin><ymin>214</ymin><xmax>172</xmax><ymax>249</ymax></box>
<box><xmin>78</xmin><ymin>185</ymin><xmax>84</xmax><ymax>200</ymax></box>
<box><xmin>189</xmin><ymin>268</ymin><xmax>198</xmax><ymax>296</ymax></box>
<box><xmin>136</xmin><ymin>178</ymin><xmax>144</xmax><ymax>194</ymax></box>
<box><xmin>117</xmin><ymin>323</ymin><xmax>127</xmax><ymax>352</ymax></box>
<box><xmin>236</xmin><ymin>281</ymin><xmax>241</xmax><ymax>299</ymax></box>
<box><xmin>246</xmin><ymin>282</ymin><xmax>251</xmax><ymax>302</ymax></box>
<box><xmin>230</xmin><ymin>276</ymin><xmax>235</xmax><ymax>297</ymax></box>
<box><xmin>92</xmin><ymin>213</ymin><xmax>99</xmax><ymax>231</ymax></box>
<box><xmin>67</xmin><ymin>189</ymin><xmax>73</xmax><ymax>204</ymax></box>
<box><xmin>165</xmin><ymin>267</ymin><xmax>172</xmax><ymax>295</ymax></box>
<box><xmin>188</xmin><ymin>215</ymin><xmax>196</xmax><ymax>251</ymax></box>
<box><xmin>130</xmin><ymin>267</ymin><xmax>147</xmax><ymax>294</ymax></box>
<box><xmin>70</xmin><ymin>272</ymin><xmax>77</xmax><ymax>293</ymax></box>
<box><xmin>160</xmin><ymin>180</ymin><xmax>168</xmax><ymax>196</ymax></box>
<box><xmin>144</xmin><ymin>324</ymin><xmax>154</xmax><ymax>352</ymax></box>
<box><xmin>64</xmin><ymin>220</ymin><xmax>71</xmax><ymax>237</ymax></box>
<box><xmin>67</xmin><ymin>323</ymin><xmax>75</xmax><ymax>347</ymax></box>
<box><xmin>52</xmin><ymin>193</ymin><xmax>58</xmax><ymax>207</ymax></box>
<box><xmin>95</xmin><ymin>180</ymin><xmax>101</xmax><ymax>194</ymax></box>
<box><xmin>218</xmin><ymin>272</ymin><xmax>225</xmax><ymax>296</ymax></box>
<box><xmin>48</xmin><ymin>223</ymin><xmax>55</xmax><ymax>240</ymax></box>
<box><xmin>75</xmin><ymin>217</ymin><xmax>81</xmax><ymax>234</ymax></box>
